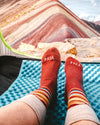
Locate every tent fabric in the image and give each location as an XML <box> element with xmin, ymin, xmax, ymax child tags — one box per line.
<box><xmin>0</xmin><ymin>37</ymin><xmax>24</xmax><ymax>57</ymax></box>
<box><xmin>0</xmin><ymin>37</ymin><xmax>35</xmax><ymax>59</ymax></box>
<box><xmin>0</xmin><ymin>56</ymin><xmax>23</xmax><ymax>95</ymax></box>
<box><xmin>0</xmin><ymin>60</ymin><xmax>100</xmax><ymax>125</ymax></box>
<box><xmin>0</xmin><ymin>56</ymin><xmax>39</xmax><ymax>95</ymax></box>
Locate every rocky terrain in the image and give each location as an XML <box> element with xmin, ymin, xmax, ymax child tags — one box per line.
<box><xmin>16</xmin><ymin>37</ymin><xmax>100</xmax><ymax>62</ymax></box>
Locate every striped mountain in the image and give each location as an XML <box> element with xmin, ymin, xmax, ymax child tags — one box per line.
<box><xmin>0</xmin><ymin>0</ymin><xmax>100</xmax><ymax>50</ymax></box>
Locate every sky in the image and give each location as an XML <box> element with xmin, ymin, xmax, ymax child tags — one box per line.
<box><xmin>59</xmin><ymin>0</ymin><xmax>100</xmax><ymax>22</ymax></box>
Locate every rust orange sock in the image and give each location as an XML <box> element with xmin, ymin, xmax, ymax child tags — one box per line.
<box><xmin>64</xmin><ymin>57</ymin><xmax>100</xmax><ymax>125</ymax></box>
<box><xmin>65</xmin><ymin>57</ymin><xmax>90</xmax><ymax>109</ymax></box>
<box><xmin>31</xmin><ymin>47</ymin><xmax>61</xmax><ymax>108</ymax></box>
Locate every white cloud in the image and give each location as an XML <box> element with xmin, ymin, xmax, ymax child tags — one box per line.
<box><xmin>78</xmin><ymin>13</ymin><xmax>89</xmax><ymax>20</ymax></box>
<box><xmin>78</xmin><ymin>13</ymin><xmax>100</xmax><ymax>21</ymax></box>
<box><xmin>90</xmin><ymin>0</ymin><xmax>97</xmax><ymax>6</ymax></box>
<box><xmin>60</xmin><ymin>0</ymin><xmax>100</xmax><ymax>21</ymax></box>
<box><xmin>95</xmin><ymin>15</ymin><xmax>100</xmax><ymax>21</ymax></box>
<box><xmin>85</xmin><ymin>0</ymin><xmax>97</xmax><ymax>6</ymax></box>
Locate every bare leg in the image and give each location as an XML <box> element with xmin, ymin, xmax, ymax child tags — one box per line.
<box><xmin>0</xmin><ymin>47</ymin><xmax>61</xmax><ymax>125</ymax></box>
<box><xmin>0</xmin><ymin>101</ymin><xmax>39</xmax><ymax>125</ymax></box>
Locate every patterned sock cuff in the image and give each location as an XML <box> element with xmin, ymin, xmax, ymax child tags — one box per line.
<box><xmin>18</xmin><ymin>94</ymin><xmax>46</xmax><ymax>125</ymax></box>
<box><xmin>65</xmin><ymin>104</ymin><xmax>100</xmax><ymax>125</ymax></box>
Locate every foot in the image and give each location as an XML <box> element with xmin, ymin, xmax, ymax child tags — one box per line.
<box><xmin>40</xmin><ymin>47</ymin><xmax>61</xmax><ymax>96</ymax></box>
<box><xmin>65</xmin><ymin>57</ymin><xmax>83</xmax><ymax>101</ymax></box>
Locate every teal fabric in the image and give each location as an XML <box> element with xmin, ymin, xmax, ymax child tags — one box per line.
<box><xmin>0</xmin><ymin>60</ymin><xmax>100</xmax><ymax>125</ymax></box>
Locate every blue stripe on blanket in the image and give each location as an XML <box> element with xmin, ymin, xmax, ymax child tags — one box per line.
<box><xmin>0</xmin><ymin>60</ymin><xmax>100</xmax><ymax>125</ymax></box>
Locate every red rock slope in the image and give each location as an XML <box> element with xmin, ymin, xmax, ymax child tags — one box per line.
<box><xmin>0</xmin><ymin>0</ymin><xmax>100</xmax><ymax>50</ymax></box>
